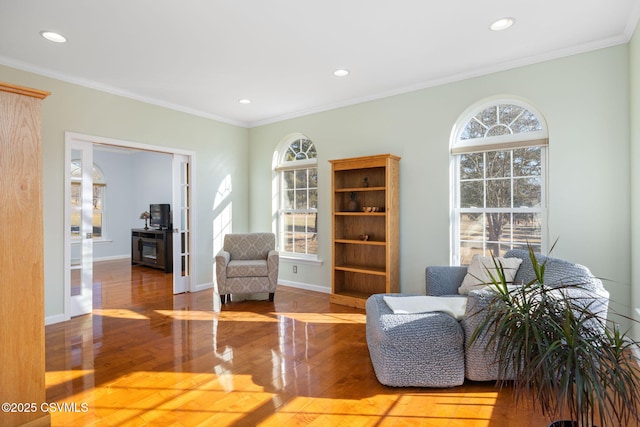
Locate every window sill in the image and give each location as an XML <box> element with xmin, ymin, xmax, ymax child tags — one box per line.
<box><xmin>279</xmin><ymin>255</ymin><xmax>323</xmax><ymax>267</ymax></box>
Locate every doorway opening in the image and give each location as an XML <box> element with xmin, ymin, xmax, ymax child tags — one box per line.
<box><xmin>64</xmin><ymin>132</ymin><xmax>194</xmax><ymax>320</ymax></box>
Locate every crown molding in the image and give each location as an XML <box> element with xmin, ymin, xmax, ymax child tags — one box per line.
<box><xmin>248</xmin><ymin>33</ymin><xmax>631</xmax><ymax>128</ymax></box>
<box><xmin>0</xmin><ymin>56</ymin><xmax>249</xmax><ymax>128</ymax></box>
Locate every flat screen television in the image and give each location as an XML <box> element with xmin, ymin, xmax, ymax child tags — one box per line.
<box><xmin>149</xmin><ymin>204</ymin><xmax>171</xmax><ymax>230</ymax></box>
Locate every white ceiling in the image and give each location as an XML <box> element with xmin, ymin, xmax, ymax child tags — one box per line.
<box><xmin>1</xmin><ymin>1</ymin><xmax>639</xmax><ymax>128</ymax></box>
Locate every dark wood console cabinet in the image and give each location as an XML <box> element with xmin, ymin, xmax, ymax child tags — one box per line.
<box><xmin>131</xmin><ymin>228</ymin><xmax>173</xmax><ymax>273</ymax></box>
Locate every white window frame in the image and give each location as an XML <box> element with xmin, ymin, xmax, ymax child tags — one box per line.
<box><xmin>273</xmin><ymin>134</ymin><xmax>318</xmax><ymax>261</ymax></box>
<box><xmin>70</xmin><ymin>161</ymin><xmax>107</xmax><ymax>241</ymax></box>
<box><xmin>450</xmin><ymin>97</ymin><xmax>549</xmax><ymax>265</ymax></box>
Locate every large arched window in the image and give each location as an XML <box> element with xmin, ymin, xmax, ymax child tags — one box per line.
<box><xmin>451</xmin><ymin>98</ymin><xmax>548</xmax><ymax>265</ymax></box>
<box><xmin>274</xmin><ymin>134</ymin><xmax>318</xmax><ymax>259</ymax></box>
<box><xmin>71</xmin><ymin>161</ymin><xmax>106</xmax><ymax>239</ymax></box>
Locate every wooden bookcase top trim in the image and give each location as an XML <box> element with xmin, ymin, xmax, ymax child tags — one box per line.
<box><xmin>0</xmin><ymin>82</ymin><xmax>50</xmax><ymax>99</ymax></box>
<box><xmin>329</xmin><ymin>153</ymin><xmax>401</xmax><ymax>165</ymax></box>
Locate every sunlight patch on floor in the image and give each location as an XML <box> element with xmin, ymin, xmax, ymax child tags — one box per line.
<box><xmin>92</xmin><ymin>308</ymin><xmax>149</xmax><ymax>320</ymax></box>
<box><xmin>276</xmin><ymin>312</ymin><xmax>366</xmax><ymax>324</ymax></box>
<box><xmin>45</xmin><ymin>369</ymin><xmax>94</xmax><ymax>388</ymax></box>
<box><xmin>48</xmin><ymin>370</ymin><xmax>279</xmax><ymax>425</ymax></box>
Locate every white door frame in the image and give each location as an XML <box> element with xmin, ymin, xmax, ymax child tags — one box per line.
<box><xmin>65</xmin><ymin>138</ymin><xmax>94</xmax><ymax>317</ymax></box>
<box><xmin>172</xmin><ymin>153</ymin><xmax>191</xmax><ymax>294</ymax></box>
<box><xmin>63</xmin><ymin>131</ymin><xmax>196</xmax><ymax>320</ymax></box>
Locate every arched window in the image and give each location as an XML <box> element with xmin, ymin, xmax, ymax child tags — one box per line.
<box><xmin>450</xmin><ymin>98</ymin><xmax>548</xmax><ymax>265</ymax></box>
<box><xmin>274</xmin><ymin>134</ymin><xmax>318</xmax><ymax>258</ymax></box>
<box><xmin>71</xmin><ymin>161</ymin><xmax>106</xmax><ymax>239</ymax></box>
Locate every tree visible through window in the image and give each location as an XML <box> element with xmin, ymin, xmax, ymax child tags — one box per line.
<box><xmin>452</xmin><ymin>101</ymin><xmax>548</xmax><ymax>265</ymax></box>
<box><xmin>276</xmin><ymin>136</ymin><xmax>318</xmax><ymax>258</ymax></box>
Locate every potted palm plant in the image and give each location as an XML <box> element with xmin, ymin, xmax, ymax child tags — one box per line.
<box><xmin>470</xmin><ymin>245</ymin><xmax>640</xmax><ymax>427</ymax></box>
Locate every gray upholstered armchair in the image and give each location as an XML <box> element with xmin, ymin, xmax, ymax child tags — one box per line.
<box><xmin>215</xmin><ymin>233</ymin><xmax>279</xmax><ymax>304</ymax></box>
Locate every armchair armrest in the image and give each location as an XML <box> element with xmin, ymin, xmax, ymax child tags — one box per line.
<box><xmin>461</xmin><ymin>286</ymin><xmax>504</xmax><ymax>381</ymax></box>
<box><xmin>550</xmin><ymin>286</ymin><xmax>610</xmax><ymax>333</ymax></box>
<box><xmin>215</xmin><ymin>250</ymin><xmax>230</xmax><ymax>265</ymax></box>
<box><xmin>425</xmin><ymin>266</ymin><xmax>468</xmax><ymax>296</ymax></box>
<box><xmin>215</xmin><ymin>250</ymin><xmax>230</xmax><ymax>287</ymax></box>
<box><xmin>267</xmin><ymin>250</ymin><xmax>279</xmax><ymax>287</ymax></box>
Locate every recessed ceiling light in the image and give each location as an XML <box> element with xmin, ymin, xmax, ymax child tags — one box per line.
<box><xmin>40</xmin><ymin>31</ymin><xmax>67</xmax><ymax>43</ymax></box>
<box><xmin>333</xmin><ymin>69</ymin><xmax>350</xmax><ymax>77</ymax></box>
<box><xmin>489</xmin><ymin>17</ymin><xmax>515</xmax><ymax>31</ymax></box>
<box><xmin>238</xmin><ymin>99</ymin><xmax>251</xmax><ymax>105</ymax></box>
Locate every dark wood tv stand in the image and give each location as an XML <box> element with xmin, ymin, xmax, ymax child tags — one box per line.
<box><xmin>131</xmin><ymin>228</ymin><xmax>173</xmax><ymax>273</ymax></box>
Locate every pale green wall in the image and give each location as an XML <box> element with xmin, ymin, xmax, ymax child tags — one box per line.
<box><xmin>249</xmin><ymin>45</ymin><xmax>633</xmax><ymax>326</ymax></box>
<box><xmin>630</xmin><ymin>24</ymin><xmax>640</xmax><ymax>339</ymax></box>
<box><xmin>0</xmin><ymin>65</ymin><xmax>250</xmax><ymax>322</ymax></box>
<box><xmin>1</xmin><ymin>40</ymin><xmax>636</xmax><ymax>328</ymax></box>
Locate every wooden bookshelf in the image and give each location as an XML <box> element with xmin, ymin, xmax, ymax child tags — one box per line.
<box><xmin>329</xmin><ymin>154</ymin><xmax>400</xmax><ymax>308</ymax></box>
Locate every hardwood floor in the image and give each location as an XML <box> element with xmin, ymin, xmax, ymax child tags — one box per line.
<box><xmin>45</xmin><ymin>259</ymin><xmax>550</xmax><ymax>426</ymax></box>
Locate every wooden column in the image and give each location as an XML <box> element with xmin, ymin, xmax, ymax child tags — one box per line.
<box><xmin>0</xmin><ymin>82</ymin><xmax>50</xmax><ymax>426</ymax></box>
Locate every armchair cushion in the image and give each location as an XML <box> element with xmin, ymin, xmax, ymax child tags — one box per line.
<box><xmin>226</xmin><ymin>260</ymin><xmax>268</xmax><ymax>277</ymax></box>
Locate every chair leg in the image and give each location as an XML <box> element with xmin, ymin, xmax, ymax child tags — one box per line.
<box><xmin>268</xmin><ymin>292</ymin><xmax>274</xmax><ymax>302</ymax></box>
<box><xmin>220</xmin><ymin>294</ymin><xmax>228</xmax><ymax>305</ymax></box>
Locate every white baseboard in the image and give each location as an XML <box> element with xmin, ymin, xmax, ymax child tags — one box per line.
<box><xmin>278</xmin><ymin>279</ymin><xmax>330</xmax><ymax>294</ymax></box>
<box><xmin>94</xmin><ymin>254</ymin><xmax>131</xmax><ymax>262</ymax></box>
<box><xmin>45</xmin><ymin>313</ymin><xmax>67</xmax><ymax>325</ymax></box>
<box><xmin>44</xmin><ymin>275</ymin><xmax>326</xmax><ymax>326</ymax></box>
<box><xmin>190</xmin><ymin>280</ymin><xmax>329</xmax><ymax>294</ymax></box>
<box><xmin>193</xmin><ymin>281</ymin><xmax>213</xmax><ymax>292</ymax></box>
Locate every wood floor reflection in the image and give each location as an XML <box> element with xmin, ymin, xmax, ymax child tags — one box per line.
<box><xmin>45</xmin><ymin>259</ymin><xmax>549</xmax><ymax>426</ymax></box>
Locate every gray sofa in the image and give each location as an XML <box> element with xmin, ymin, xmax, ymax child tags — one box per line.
<box><xmin>366</xmin><ymin>249</ymin><xmax>610</xmax><ymax>386</ymax></box>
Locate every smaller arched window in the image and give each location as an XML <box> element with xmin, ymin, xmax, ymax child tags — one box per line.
<box><xmin>450</xmin><ymin>98</ymin><xmax>548</xmax><ymax>265</ymax></box>
<box><xmin>71</xmin><ymin>161</ymin><xmax>106</xmax><ymax>239</ymax></box>
<box><xmin>274</xmin><ymin>134</ymin><xmax>318</xmax><ymax>258</ymax></box>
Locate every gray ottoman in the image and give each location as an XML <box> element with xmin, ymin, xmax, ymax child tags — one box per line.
<box><xmin>365</xmin><ymin>294</ymin><xmax>465</xmax><ymax>387</ymax></box>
